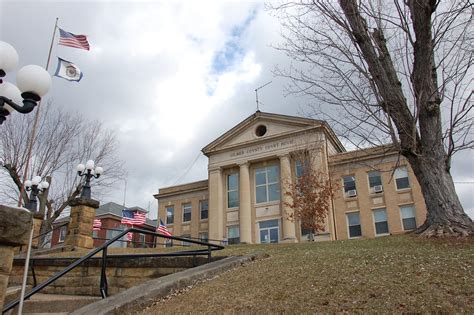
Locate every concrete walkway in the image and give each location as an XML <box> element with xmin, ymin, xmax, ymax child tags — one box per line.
<box><xmin>71</xmin><ymin>253</ymin><xmax>263</xmax><ymax>315</ymax></box>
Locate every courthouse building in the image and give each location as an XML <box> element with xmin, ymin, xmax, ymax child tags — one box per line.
<box><xmin>154</xmin><ymin>111</ymin><xmax>427</xmax><ymax>244</ymax></box>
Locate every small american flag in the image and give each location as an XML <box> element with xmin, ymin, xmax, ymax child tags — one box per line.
<box><xmin>121</xmin><ymin>209</ymin><xmax>147</xmax><ymax>226</ymax></box>
<box><xmin>92</xmin><ymin>218</ymin><xmax>102</xmax><ymax>231</ymax></box>
<box><xmin>157</xmin><ymin>219</ymin><xmax>172</xmax><ymax>236</ymax></box>
<box><xmin>58</xmin><ymin>27</ymin><xmax>90</xmax><ymax>50</ymax></box>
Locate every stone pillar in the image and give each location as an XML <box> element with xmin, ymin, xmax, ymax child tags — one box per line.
<box><xmin>239</xmin><ymin>162</ymin><xmax>252</xmax><ymax>244</ymax></box>
<box><xmin>314</xmin><ymin>146</ymin><xmax>336</xmax><ymax>239</ymax></box>
<box><xmin>280</xmin><ymin>154</ymin><xmax>297</xmax><ymax>242</ymax></box>
<box><xmin>208</xmin><ymin>168</ymin><xmax>224</xmax><ymax>243</ymax></box>
<box><xmin>64</xmin><ymin>198</ymin><xmax>99</xmax><ymax>250</ymax></box>
<box><xmin>31</xmin><ymin>218</ymin><xmax>42</xmax><ymax>248</ymax></box>
<box><xmin>0</xmin><ymin>205</ymin><xmax>33</xmax><ymax>310</ymax></box>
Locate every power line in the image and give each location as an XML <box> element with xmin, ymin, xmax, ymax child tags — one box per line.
<box><xmin>173</xmin><ymin>152</ymin><xmax>204</xmax><ymax>185</ymax></box>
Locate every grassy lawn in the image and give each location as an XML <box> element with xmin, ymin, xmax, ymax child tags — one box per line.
<box><xmin>136</xmin><ymin>235</ymin><xmax>473</xmax><ymax>314</ymax></box>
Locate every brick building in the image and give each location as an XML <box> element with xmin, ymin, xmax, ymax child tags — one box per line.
<box><xmin>51</xmin><ymin>202</ymin><xmax>156</xmax><ymax>248</ymax></box>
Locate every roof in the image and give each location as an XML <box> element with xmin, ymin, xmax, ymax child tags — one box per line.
<box><xmin>201</xmin><ymin>111</ymin><xmax>345</xmax><ymax>156</ymax></box>
<box><xmin>154</xmin><ymin>179</ymin><xmax>208</xmax><ymax>199</ymax></box>
<box><xmin>329</xmin><ymin>144</ymin><xmax>398</xmax><ymax>166</ymax></box>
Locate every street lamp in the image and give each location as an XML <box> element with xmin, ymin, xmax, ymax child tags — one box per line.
<box><xmin>0</xmin><ymin>41</ymin><xmax>52</xmax><ymax>125</ymax></box>
<box><xmin>77</xmin><ymin>160</ymin><xmax>103</xmax><ymax>199</ymax></box>
<box><xmin>24</xmin><ymin>176</ymin><xmax>49</xmax><ymax>212</ymax></box>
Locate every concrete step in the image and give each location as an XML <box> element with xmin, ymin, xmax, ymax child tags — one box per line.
<box><xmin>5</xmin><ymin>285</ymin><xmax>31</xmax><ymax>305</ymax></box>
<box><xmin>7</xmin><ymin>293</ymin><xmax>101</xmax><ymax>314</ymax></box>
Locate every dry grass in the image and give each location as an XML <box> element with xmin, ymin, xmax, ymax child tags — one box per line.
<box><xmin>136</xmin><ymin>235</ymin><xmax>473</xmax><ymax>314</ymax></box>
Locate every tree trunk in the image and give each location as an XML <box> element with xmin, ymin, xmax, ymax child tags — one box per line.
<box><xmin>406</xmin><ymin>154</ymin><xmax>474</xmax><ymax>237</ymax></box>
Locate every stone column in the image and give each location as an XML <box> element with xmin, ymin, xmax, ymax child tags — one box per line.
<box><xmin>64</xmin><ymin>198</ymin><xmax>100</xmax><ymax>250</ymax></box>
<box><xmin>208</xmin><ymin>168</ymin><xmax>224</xmax><ymax>243</ymax></box>
<box><xmin>280</xmin><ymin>154</ymin><xmax>297</xmax><ymax>242</ymax></box>
<box><xmin>0</xmin><ymin>205</ymin><xmax>33</xmax><ymax>310</ymax></box>
<box><xmin>239</xmin><ymin>162</ymin><xmax>252</xmax><ymax>244</ymax></box>
<box><xmin>31</xmin><ymin>218</ymin><xmax>42</xmax><ymax>248</ymax></box>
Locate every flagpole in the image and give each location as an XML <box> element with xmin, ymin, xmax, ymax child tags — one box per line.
<box><xmin>17</xmin><ymin>17</ymin><xmax>58</xmax><ymax>315</ymax></box>
<box><xmin>17</xmin><ymin>17</ymin><xmax>58</xmax><ymax>208</ymax></box>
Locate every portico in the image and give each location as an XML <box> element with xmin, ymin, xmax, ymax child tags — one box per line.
<box><xmin>201</xmin><ymin>111</ymin><xmax>343</xmax><ymax>244</ymax></box>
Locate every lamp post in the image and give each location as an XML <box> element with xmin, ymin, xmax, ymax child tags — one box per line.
<box><xmin>77</xmin><ymin>160</ymin><xmax>103</xmax><ymax>199</ymax></box>
<box><xmin>24</xmin><ymin>176</ymin><xmax>49</xmax><ymax>212</ymax></box>
<box><xmin>0</xmin><ymin>41</ymin><xmax>51</xmax><ymax>124</ymax></box>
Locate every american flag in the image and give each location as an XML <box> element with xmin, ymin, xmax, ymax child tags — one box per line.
<box><xmin>157</xmin><ymin>219</ymin><xmax>172</xmax><ymax>237</ymax></box>
<box><xmin>92</xmin><ymin>218</ymin><xmax>102</xmax><ymax>231</ymax></box>
<box><xmin>126</xmin><ymin>232</ymin><xmax>133</xmax><ymax>242</ymax></box>
<box><xmin>121</xmin><ymin>209</ymin><xmax>147</xmax><ymax>226</ymax></box>
<box><xmin>58</xmin><ymin>27</ymin><xmax>90</xmax><ymax>51</ymax></box>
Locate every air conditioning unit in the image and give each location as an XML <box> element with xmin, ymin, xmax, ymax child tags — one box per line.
<box><xmin>374</xmin><ymin>185</ymin><xmax>383</xmax><ymax>193</ymax></box>
<box><xmin>347</xmin><ymin>189</ymin><xmax>357</xmax><ymax>197</ymax></box>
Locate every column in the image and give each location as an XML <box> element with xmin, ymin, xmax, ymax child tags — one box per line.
<box><xmin>315</xmin><ymin>146</ymin><xmax>336</xmax><ymax>239</ymax></box>
<box><xmin>208</xmin><ymin>168</ymin><xmax>224</xmax><ymax>243</ymax></box>
<box><xmin>31</xmin><ymin>218</ymin><xmax>42</xmax><ymax>248</ymax></box>
<box><xmin>239</xmin><ymin>162</ymin><xmax>252</xmax><ymax>244</ymax></box>
<box><xmin>64</xmin><ymin>198</ymin><xmax>99</xmax><ymax>249</ymax></box>
<box><xmin>280</xmin><ymin>154</ymin><xmax>297</xmax><ymax>242</ymax></box>
<box><xmin>0</xmin><ymin>205</ymin><xmax>32</xmax><ymax>310</ymax></box>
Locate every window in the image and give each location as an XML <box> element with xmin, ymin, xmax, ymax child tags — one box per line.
<box><xmin>343</xmin><ymin>175</ymin><xmax>357</xmax><ymax>197</ymax></box>
<box><xmin>227</xmin><ymin>226</ymin><xmax>240</xmax><ymax>245</ymax></box>
<box><xmin>400</xmin><ymin>205</ymin><xmax>417</xmax><ymax>231</ymax></box>
<box><xmin>199</xmin><ymin>232</ymin><xmax>209</xmax><ymax>243</ymax></box>
<box><xmin>395</xmin><ymin>167</ymin><xmax>410</xmax><ymax>190</ymax></box>
<box><xmin>259</xmin><ymin>219</ymin><xmax>279</xmax><ymax>243</ymax></box>
<box><xmin>301</xmin><ymin>225</ymin><xmax>313</xmax><ymax>238</ymax></box>
<box><xmin>373</xmin><ymin>208</ymin><xmax>389</xmax><ymax>235</ymax></box>
<box><xmin>200</xmin><ymin>200</ymin><xmax>208</xmax><ymax>220</ymax></box>
<box><xmin>58</xmin><ymin>225</ymin><xmax>67</xmax><ymax>243</ymax></box>
<box><xmin>107</xmin><ymin>226</ymin><xmax>127</xmax><ymax>248</ymax></box>
<box><xmin>368</xmin><ymin>171</ymin><xmax>383</xmax><ymax>193</ymax></box>
<box><xmin>255</xmin><ymin>125</ymin><xmax>267</xmax><ymax>137</ymax></box>
<box><xmin>347</xmin><ymin>212</ymin><xmax>362</xmax><ymax>238</ymax></box>
<box><xmin>255</xmin><ymin>165</ymin><xmax>280</xmax><ymax>203</ymax></box>
<box><xmin>165</xmin><ymin>239</ymin><xmax>173</xmax><ymax>247</ymax></box>
<box><xmin>182</xmin><ymin>234</ymin><xmax>191</xmax><ymax>246</ymax></box>
<box><xmin>182</xmin><ymin>203</ymin><xmax>191</xmax><ymax>222</ymax></box>
<box><xmin>92</xmin><ymin>230</ymin><xmax>99</xmax><ymax>238</ymax></box>
<box><xmin>227</xmin><ymin>173</ymin><xmax>239</xmax><ymax>208</ymax></box>
<box><xmin>166</xmin><ymin>206</ymin><xmax>174</xmax><ymax>225</ymax></box>
<box><xmin>295</xmin><ymin>159</ymin><xmax>310</xmax><ymax>179</ymax></box>
<box><xmin>139</xmin><ymin>234</ymin><xmax>146</xmax><ymax>247</ymax></box>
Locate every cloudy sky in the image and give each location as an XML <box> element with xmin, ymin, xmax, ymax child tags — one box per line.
<box><xmin>1</xmin><ymin>0</ymin><xmax>472</xmax><ymax>219</ymax></box>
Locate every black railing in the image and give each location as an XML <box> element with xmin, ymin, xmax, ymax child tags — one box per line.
<box><xmin>3</xmin><ymin>227</ymin><xmax>224</xmax><ymax>314</ymax></box>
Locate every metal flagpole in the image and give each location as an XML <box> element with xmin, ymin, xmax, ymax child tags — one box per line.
<box><xmin>18</xmin><ymin>17</ymin><xmax>58</xmax><ymax>315</ymax></box>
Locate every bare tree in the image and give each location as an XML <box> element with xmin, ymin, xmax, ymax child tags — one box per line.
<box><xmin>0</xmin><ymin>101</ymin><xmax>125</xmax><ymax>246</ymax></box>
<box><xmin>284</xmin><ymin>149</ymin><xmax>337</xmax><ymax>240</ymax></box>
<box><xmin>272</xmin><ymin>0</ymin><xmax>473</xmax><ymax>237</ymax></box>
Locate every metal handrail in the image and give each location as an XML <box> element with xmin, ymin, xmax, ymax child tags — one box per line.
<box><xmin>3</xmin><ymin>227</ymin><xmax>224</xmax><ymax>313</ymax></box>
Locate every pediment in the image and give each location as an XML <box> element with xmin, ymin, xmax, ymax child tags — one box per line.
<box><xmin>202</xmin><ymin>111</ymin><xmax>327</xmax><ymax>155</ymax></box>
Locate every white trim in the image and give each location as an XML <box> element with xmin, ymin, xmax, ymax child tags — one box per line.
<box><xmin>58</xmin><ymin>225</ymin><xmax>67</xmax><ymax>243</ymax></box>
<box><xmin>345</xmin><ymin>211</ymin><xmax>362</xmax><ymax>239</ymax></box>
<box><xmin>372</xmin><ymin>208</ymin><xmax>389</xmax><ymax>236</ymax></box>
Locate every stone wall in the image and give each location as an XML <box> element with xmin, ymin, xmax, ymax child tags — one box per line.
<box><xmin>9</xmin><ymin>255</ymin><xmax>223</xmax><ymax>296</ymax></box>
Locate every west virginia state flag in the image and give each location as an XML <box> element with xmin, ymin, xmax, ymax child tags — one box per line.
<box><xmin>54</xmin><ymin>57</ymin><xmax>83</xmax><ymax>82</ymax></box>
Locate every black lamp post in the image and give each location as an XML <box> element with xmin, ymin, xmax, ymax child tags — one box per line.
<box><xmin>77</xmin><ymin>160</ymin><xmax>103</xmax><ymax>199</ymax></box>
<box><xmin>24</xmin><ymin>176</ymin><xmax>49</xmax><ymax>212</ymax></box>
<box><xmin>0</xmin><ymin>41</ymin><xmax>51</xmax><ymax>124</ymax></box>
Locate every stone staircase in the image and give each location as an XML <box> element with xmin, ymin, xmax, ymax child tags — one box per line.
<box><xmin>5</xmin><ymin>291</ymin><xmax>100</xmax><ymax>314</ymax></box>
<box><xmin>5</xmin><ymin>255</ymin><xmax>222</xmax><ymax>314</ymax></box>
